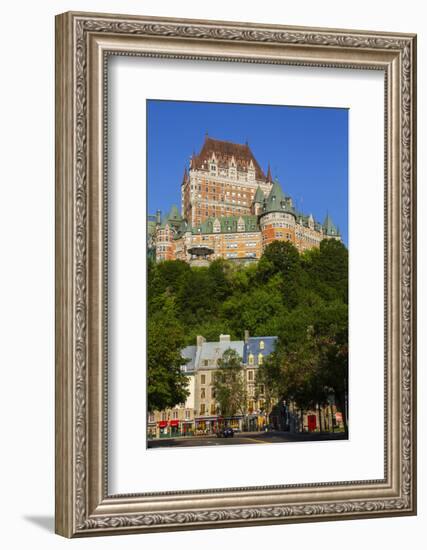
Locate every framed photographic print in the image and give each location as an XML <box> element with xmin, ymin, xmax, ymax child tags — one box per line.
<box><xmin>55</xmin><ymin>11</ymin><xmax>417</xmax><ymax>537</ymax></box>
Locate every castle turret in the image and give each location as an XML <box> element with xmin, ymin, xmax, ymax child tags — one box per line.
<box><xmin>259</xmin><ymin>178</ymin><xmax>297</xmax><ymax>249</ymax></box>
<box><xmin>252</xmin><ymin>185</ymin><xmax>264</xmax><ymax>215</ymax></box>
<box><xmin>323</xmin><ymin>213</ymin><xmax>340</xmax><ymax>239</ymax></box>
<box><xmin>266</xmin><ymin>163</ymin><xmax>273</xmax><ymax>183</ymax></box>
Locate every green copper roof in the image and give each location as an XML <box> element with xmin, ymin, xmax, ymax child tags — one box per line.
<box><xmin>161</xmin><ymin>204</ymin><xmax>183</xmax><ymax>227</ymax></box>
<box><xmin>191</xmin><ymin>215</ymin><xmax>259</xmax><ymax>235</ymax></box>
<box><xmin>323</xmin><ymin>213</ymin><xmax>339</xmax><ymax>236</ymax></box>
<box><xmin>253</xmin><ymin>186</ymin><xmax>264</xmax><ymax>203</ymax></box>
<box><xmin>262</xmin><ymin>179</ymin><xmax>296</xmax><ymax>216</ymax></box>
<box><xmin>168</xmin><ymin>204</ymin><xmax>181</xmax><ymax>221</ymax></box>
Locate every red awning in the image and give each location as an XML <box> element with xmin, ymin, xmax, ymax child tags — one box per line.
<box><xmin>169</xmin><ymin>420</ymin><xmax>179</xmax><ymax>427</ymax></box>
<box><xmin>158</xmin><ymin>421</ymin><xmax>167</xmax><ymax>428</ymax></box>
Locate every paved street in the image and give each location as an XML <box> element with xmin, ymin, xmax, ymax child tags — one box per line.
<box><xmin>147</xmin><ymin>431</ymin><xmax>347</xmax><ymax>448</ymax></box>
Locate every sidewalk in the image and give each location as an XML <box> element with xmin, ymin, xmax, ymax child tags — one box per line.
<box><xmin>149</xmin><ymin>429</ymin><xmax>344</xmax><ymax>442</ymax></box>
<box><xmin>149</xmin><ymin>430</ymin><xmax>265</xmax><ymax>442</ymax></box>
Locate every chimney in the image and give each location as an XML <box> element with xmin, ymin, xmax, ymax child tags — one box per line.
<box><xmin>244</xmin><ymin>330</ymin><xmax>250</xmax><ymax>343</ymax></box>
<box><xmin>219</xmin><ymin>334</ymin><xmax>230</xmax><ymax>343</ymax></box>
<box><xmin>196</xmin><ymin>335</ymin><xmax>206</xmax><ymax>348</ymax></box>
<box><xmin>156</xmin><ymin>209</ymin><xmax>161</xmax><ymax>224</ymax></box>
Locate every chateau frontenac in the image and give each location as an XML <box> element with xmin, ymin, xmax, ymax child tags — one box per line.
<box><xmin>149</xmin><ymin>135</ymin><xmax>341</xmax><ymax>264</ymax></box>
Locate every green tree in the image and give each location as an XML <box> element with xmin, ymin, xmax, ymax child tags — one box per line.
<box><xmin>255</xmin><ymin>353</ymin><xmax>282</xmax><ymax>415</ymax></box>
<box><xmin>213</xmin><ymin>349</ymin><xmax>247</xmax><ymax>419</ymax></box>
<box><xmin>147</xmin><ymin>293</ymin><xmax>190</xmax><ymax>412</ymax></box>
<box><xmin>257</xmin><ymin>241</ymin><xmax>302</xmax><ymax>309</ymax></box>
<box><xmin>147</xmin><ymin>236</ymin><xmax>349</xmax><ymax>432</ymax></box>
<box><xmin>303</xmin><ymin>239</ymin><xmax>348</xmax><ymax>302</ymax></box>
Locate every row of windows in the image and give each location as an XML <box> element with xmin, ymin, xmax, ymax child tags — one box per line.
<box><xmin>149</xmin><ymin>409</ymin><xmax>192</xmax><ymax>423</ymax></box>
<box><xmin>274</xmin><ymin>232</ymin><xmax>292</xmax><ymax>240</ymax></box>
<box><xmin>223</xmin><ymin>233</ymin><xmax>259</xmax><ymax>239</ymax></box>
<box><xmin>200</xmin><ymin>368</ymin><xmax>262</xmax><ymax>385</ymax></box>
<box><xmin>225</xmin><ymin>252</ymin><xmax>258</xmax><ymax>258</ymax></box>
<box><xmin>270</xmin><ymin>222</ymin><xmax>294</xmax><ymax>229</ymax></box>
<box><xmin>209</xmin><ymin>166</ymin><xmax>255</xmax><ymax>179</ymax></box>
<box><xmin>200</xmin><ymin>387</ymin><xmax>216</xmax><ymax>399</ymax></box>
<box><xmin>198</xmin><ymin>399</ymin><xmax>265</xmax><ymax>417</ymax></box>
<box><xmin>191</xmin><ymin>180</ymin><xmax>258</xmax><ymax>192</ymax></box>
<box><xmin>194</xmin><ymin>207</ymin><xmax>248</xmax><ymax>216</ymax></box>
<box><xmin>248</xmin><ymin>352</ymin><xmax>264</xmax><ymax>365</ymax></box>
<box><xmin>199</xmin><ymin>403</ymin><xmax>218</xmax><ymax>415</ymax></box>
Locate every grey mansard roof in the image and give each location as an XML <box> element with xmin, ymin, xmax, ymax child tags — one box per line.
<box><xmin>196</xmin><ymin>340</ymin><xmax>245</xmax><ymax>369</ymax></box>
<box><xmin>180</xmin><ymin>335</ymin><xmax>278</xmax><ymax>372</ymax></box>
<box><xmin>243</xmin><ymin>337</ymin><xmax>278</xmax><ymax>366</ymax></box>
<box><xmin>181</xmin><ymin>345</ymin><xmax>197</xmax><ymax>373</ymax></box>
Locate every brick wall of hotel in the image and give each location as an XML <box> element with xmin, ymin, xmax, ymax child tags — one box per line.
<box><xmin>147</xmin><ymin>332</ymin><xmax>278</xmax><ymax>438</ymax></box>
<box><xmin>148</xmin><ymin>135</ymin><xmax>341</xmax><ymax>264</ymax></box>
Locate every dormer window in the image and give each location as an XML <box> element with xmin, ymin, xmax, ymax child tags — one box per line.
<box><xmin>248</xmin><ymin>353</ymin><xmax>254</xmax><ymax>366</ymax></box>
<box><xmin>248</xmin><ymin>160</ymin><xmax>255</xmax><ymax>180</ymax></box>
<box><xmin>259</xmin><ymin>340</ymin><xmax>265</xmax><ymax>350</ymax></box>
<box><xmin>213</xmin><ymin>219</ymin><xmax>221</xmax><ymax>233</ymax></box>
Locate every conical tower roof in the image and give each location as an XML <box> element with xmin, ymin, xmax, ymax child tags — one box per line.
<box><xmin>265</xmin><ymin>179</ymin><xmax>286</xmax><ymax>210</ymax></box>
<box><xmin>182</xmin><ymin>166</ymin><xmax>188</xmax><ymax>184</ymax></box>
<box><xmin>323</xmin><ymin>213</ymin><xmax>338</xmax><ymax>236</ymax></box>
<box><xmin>253</xmin><ymin>186</ymin><xmax>264</xmax><ymax>203</ymax></box>
<box><xmin>168</xmin><ymin>204</ymin><xmax>182</xmax><ymax>221</ymax></box>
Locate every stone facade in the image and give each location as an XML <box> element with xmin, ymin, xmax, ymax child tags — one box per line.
<box><xmin>148</xmin><ymin>333</ymin><xmax>278</xmax><ymax>437</ymax></box>
<box><xmin>150</xmin><ymin>136</ymin><xmax>341</xmax><ymax>263</ymax></box>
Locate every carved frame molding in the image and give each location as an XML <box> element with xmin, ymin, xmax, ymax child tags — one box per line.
<box><xmin>55</xmin><ymin>11</ymin><xmax>416</xmax><ymax>537</ymax></box>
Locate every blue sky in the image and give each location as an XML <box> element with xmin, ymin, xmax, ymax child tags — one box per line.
<box><xmin>147</xmin><ymin>100</ymin><xmax>348</xmax><ymax>245</ymax></box>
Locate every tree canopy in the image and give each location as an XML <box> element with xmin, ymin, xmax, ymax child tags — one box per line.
<box><xmin>213</xmin><ymin>349</ymin><xmax>247</xmax><ymax>418</ymax></box>
<box><xmin>147</xmin><ymin>239</ymin><xmax>348</xmax><ymax>420</ymax></box>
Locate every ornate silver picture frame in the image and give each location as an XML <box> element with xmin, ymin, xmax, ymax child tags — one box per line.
<box><xmin>55</xmin><ymin>11</ymin><xmax>417</xmax><ymax>537</ymax></box>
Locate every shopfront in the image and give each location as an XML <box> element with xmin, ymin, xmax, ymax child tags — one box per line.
<box><xmin>158</xmin><ymin>420</ymin><xmax>168</xmax><ymax>437</ymax></box>
<box><xmin>195</xmin><ymin>417</ymin><xmax>219</xmax><ymax>434</ymax></box>
<box><xmin>181</xmin><ymin>421</ymin><xmax>194</xmax><ymax>436</ymax></box>
<box><xmin>169</xmin><ymin>419</ymin><xmax>180</xmax><ymax>436</ymax></box>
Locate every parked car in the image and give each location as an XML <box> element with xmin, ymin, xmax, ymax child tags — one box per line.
<box><xmin>216</xmin><ymin>427</ymin><xmax>234</xmax><ymax>438</ymax></box>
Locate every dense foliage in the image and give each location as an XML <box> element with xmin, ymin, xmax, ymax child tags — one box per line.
<box><xmin>147</xmin><ymin>239</ymin><xmax>348</xmax><ymax>422</ymax></box>
<box><xmin>213</xmin><ymin>349</ymin><xmax>247</xmax><ymax>418</ymax></box>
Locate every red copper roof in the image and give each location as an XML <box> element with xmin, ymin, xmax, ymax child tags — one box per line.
<box><xmin>191</xmin><ymin>136</ymin><xmax>266</xmax><ymax>180</ymax></box>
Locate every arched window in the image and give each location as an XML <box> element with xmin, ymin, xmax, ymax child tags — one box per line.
<box><xmin>248</xmin><ymin>353</ymin><xmax>254</xmax><ymax>366</ymax></box>
<box><xmin>258</xmin><ymin>353</ymin><xmax>263</xmax><ymax>365</ymax></box>
<box><xmin>259</xmin><ymin>340</ymin><xmax>265</xmax><ymax>350</ymax></box>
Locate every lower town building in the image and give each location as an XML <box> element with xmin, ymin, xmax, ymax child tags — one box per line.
<box><xmin>147</xmin><ymin>347</ymin><xmax>196</xmax><ymax>439</ymax></box>
<box><xmin>147</xmin><ymin>332</ymin><xmax>278</xmax><ymax>438</ymax></box>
